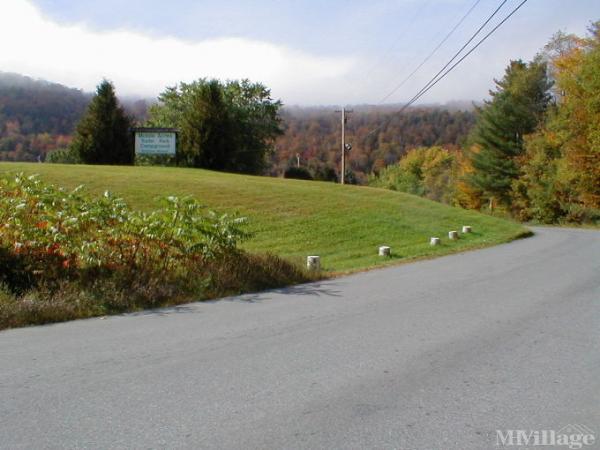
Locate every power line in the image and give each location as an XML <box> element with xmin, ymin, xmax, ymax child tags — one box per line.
<box><xmin>357</xmin><ymin>1</ymin><xmax>433</xmax><ymax>86</ymax></box>
<box><xmin>394</xmin><ymin>0</ymin><xmax>510</xmax><ymax>109</ymax></box>
<box><xmin>364</xmin><ymin>0</ymin><xmax>527</xmax><ymax>139</ymax></box>
<box><xmin>377</xmin><ymin>0</ymin><xmax>483</xmax><ymax>104</ymax></box>
<box><xmin>403</xmin><ymin>0</ymin><xmax>529</xmax><ymax>109</ymax></box>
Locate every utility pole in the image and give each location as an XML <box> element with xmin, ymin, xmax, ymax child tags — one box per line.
<box><xmin>335</xmin><ymin>107</ymin><xmax>353</xmax><ymax>184</ymax></box>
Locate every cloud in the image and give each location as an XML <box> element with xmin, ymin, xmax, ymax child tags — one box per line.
<box><xmin>0</xmin><ymin>0</ymin><xmax>356</xmax><ymax>104</ymax></box>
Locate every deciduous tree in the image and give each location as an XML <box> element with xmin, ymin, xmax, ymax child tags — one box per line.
<box><xmin>148</xmin><ymin>79</ymin><xmax>283</xmax><ymax>174</ymax></box>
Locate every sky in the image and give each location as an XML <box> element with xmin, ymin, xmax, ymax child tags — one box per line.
<box><xmin>0</xmin><ymin>0</ymin><xmax>598</xmax><ymax>106</ymax></box>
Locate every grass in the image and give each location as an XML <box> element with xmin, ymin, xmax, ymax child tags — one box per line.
<box><xmin>0</xmin><ymin>162</ymin><xmax>530</xmax><ymax>273</ymax></box>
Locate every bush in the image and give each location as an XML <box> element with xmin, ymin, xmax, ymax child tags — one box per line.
<box><xmin>0</xmin><ymin>173</ymin><xmax>249</xmax><ymax>282</ymax></box>
<box><xmin>308</xmin><ymin>162</ymin><xmax>338</xmax><ymax>182</ymax></box>
<box><xmin>284</xmin><ymin>166</ymin><xmax>313</xmax><ymax>180</ymax></box>
<box><xmin>0</xmin><ymin>173</ymin><xmax>313</xmax><ymax>329</ymax></box>
<box><xmin>46</xmin><ymin>148</ymin><xmax>81</xmax><ymax>164</ymax></box>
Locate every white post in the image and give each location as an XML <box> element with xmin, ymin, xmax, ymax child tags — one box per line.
<box><xmin>462</xmin><ymin>226</ymin><xmax>472</xmax><ymax>233</ymax></box>
<box><xmin>379</xmin><ymin>246</ymin><xmax>391</xmax><ymax>257</ymax></box>
<box><xmin>430</xmin><ymin>237</ymin><xmax>440</xmax><ymax>246</ymax></box>
<box><xmin>448</xmin><ymin>231</ymin><xmax>459</xmax><ymax>240</ymax></box>
<box><xmin>307</xmin><ymin>256</ymin><xmax>321</xmax><ymax>271</ymax></box>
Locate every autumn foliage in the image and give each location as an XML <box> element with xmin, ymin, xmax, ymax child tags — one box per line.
<box><xmin>371</xmin><ymin>22</ymin><xmax>600</xmax><ymax>224</ymax></box>
<box><xmin>0</xmin><ymin>173</ymin><xmax>312</xmax><ymax>329</ymax></box>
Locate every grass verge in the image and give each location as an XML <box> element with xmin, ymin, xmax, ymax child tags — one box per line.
<box><xmin>0</xmin><ymin>163</ymin><xmax>530</xmax><ymax>272</ymax></box>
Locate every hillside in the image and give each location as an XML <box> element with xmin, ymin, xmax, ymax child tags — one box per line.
<box><xmin>0</xmin><ymin>162</ymin><xmax>528</xmax><ymax>272</ymax></box>
<box><xmin>0</xmin><ymin>72</ymin><xmax>90</xmax><ymax>135</ymax></box>
<box><xmin>0</xmin><ymin>72</ymin><xmax>475</xmax><ymax>180</ymax></box>
<box><xmin>0</xmin><ymin>73</ymin><xmax>150</xmax><ymax>162</ymax></box>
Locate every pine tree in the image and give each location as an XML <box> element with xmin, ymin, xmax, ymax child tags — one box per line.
<box><xmin>467</xmin><ymin>59</ymin><xmax>552</xmax><ymax>206</ymax></box>
<box><xmin>71</xmin><ymin>80</ymin><xmax>133</xmax><ymax>165</ymax></box>
<box><xmin>178</xmin><ymin>80</ymin><xmax>235</xmax><ymax>170</ymax></box>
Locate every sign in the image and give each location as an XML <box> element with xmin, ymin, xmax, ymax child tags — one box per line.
<box><xmin>134</xmin><ymin>131</ymin><xmax>176</xmax><ymax>155</ymax></box>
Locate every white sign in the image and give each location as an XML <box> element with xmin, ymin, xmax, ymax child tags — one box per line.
<box><xmin>135</xmin><ymin>132</ymin><xmax>176</xmax><ymax>155</ymax></box>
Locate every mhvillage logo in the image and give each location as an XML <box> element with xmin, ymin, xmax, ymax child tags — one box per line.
<box><xmin>496</xmin><ymin>424</ymin><xmax>596</xmax><ymax>449</ymax></box>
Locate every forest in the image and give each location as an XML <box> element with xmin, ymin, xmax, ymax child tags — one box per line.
<box><xmin>272</xmin><ymin>106</ymin><xmax>475</xmax><ymax>183</ymax></box>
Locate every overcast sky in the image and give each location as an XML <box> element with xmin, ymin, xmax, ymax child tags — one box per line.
<box><xmin>1</xmin><ymin>0</ymin><xmax>598</xmax><ymax>105</ymax></box>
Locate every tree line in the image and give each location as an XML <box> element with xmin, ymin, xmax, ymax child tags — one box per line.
<box><xmin>42</xmin><ymin>78</ymin><xmax>283</xmax><ymax>172</ymax></box>
<box><xmin>1</xmin><ymin>72</ymin><xmax>475</xmax><ymax>178</ymax></box>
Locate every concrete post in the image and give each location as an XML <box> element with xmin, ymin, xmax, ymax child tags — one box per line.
<box><xmin>449</xmin><ymin>231</ymin><xmax>459</xmax><ymax>240</ymax></box>
<box><xmin>379</xmin><ymin>246</ymin><xmax>391</xmax><ymax>257</ymax></box>
<box><xmin>462</xmin><ymin>226</ymin><xmax>472</xmax><ymax>233</ymax></box>
<box><xmin>430</xmin><ymin>237</ymin><xmax>441</xmax><ymax>246</ymax></box>
<box><xmin>307</xmin><ymin>256</ymin><xmax>321</xmax><ymax>271</ymax></box>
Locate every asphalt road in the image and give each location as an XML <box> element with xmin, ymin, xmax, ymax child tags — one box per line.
<box><xmin>1</xmin><ymin>227</ymin><xmax>599</xmax><ymax>449</ymax></box>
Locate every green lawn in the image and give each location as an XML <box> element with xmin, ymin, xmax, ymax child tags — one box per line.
<box><xmin>0</xmin><ymin>163</ymin><xmax>530</xmax><ymax>272</ymax></box>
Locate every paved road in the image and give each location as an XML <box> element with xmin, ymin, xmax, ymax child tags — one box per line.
<box><xmin>1</xmin><ymin>227</ymin><xmax>599</xmax><ymax>449</ymax></box>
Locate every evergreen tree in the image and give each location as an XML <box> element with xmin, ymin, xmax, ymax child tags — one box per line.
<box><xmin>467</xmin><ymin>59</ymin><xmax>552</xmax><ymax>206</ymax></box>
<box><xmin>71</xmin><ymin>80</ymin><xmax>133</xmax><ymax>165</ymax></box>
<box><xmin>178</xmin><ymin>80</ymin><xmax>235</xmax><ymax>169</ymax></box>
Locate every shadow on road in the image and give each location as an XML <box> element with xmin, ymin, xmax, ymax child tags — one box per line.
<box><xmin>228</xmin><ymin>281</ymin><xmax>343</xmax><ymax>303</ymax></box>
<box><xmin>135</xmin><ymin>281</ymin><xmax>343</xmax><ymax>317</ymax></box>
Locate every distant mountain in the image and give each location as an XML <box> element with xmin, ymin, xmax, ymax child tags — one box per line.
<box><xmin>0</xmin><ymin>72</ymin><xmax>152</xmax><ymax>161</ymax></box>
<box><xmin>0</xmin><ymin>72</ymin><xmax>91</xmax><ymax>136</ymax></box>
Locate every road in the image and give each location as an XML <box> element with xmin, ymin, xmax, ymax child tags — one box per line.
<box><xmin>1</xmin><ymin>227</ymin><xmax>599</xmax><ymax>449</ymax></box>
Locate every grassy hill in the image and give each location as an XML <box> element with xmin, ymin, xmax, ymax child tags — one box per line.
<box><xmin>0</xmin><ymin>162</ymin><xmax>529</xmax><ymax>272</ymax></box>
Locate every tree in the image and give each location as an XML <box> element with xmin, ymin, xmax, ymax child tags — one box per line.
<box><xmin>453</xmin><ymin>146</ymin><xmax>484</xmax><ymax>210</ymax></box>
<box><xmin>369</xmin><ymin>146</ymin><xmax>456</xmax><ymax>203</ymax></box>
<box><xmin>178</xmin><ymin>80</ymin><xmax>235</xmax><ymax>169</ymax></box>
<box><xmin>70</xmin><ymin>80</ymin><xmax>133</xmax><ymax>165</ymax></box>
<box><xmin>466</xmin><ymin>59</ymin><xmax>553</xmax><ymax>206</ymax></box>
<box><xmin>550</xmin><ymin>22</ymin><xmax>600</xmax><ymax>212</ymax></box>
<box><xmin>222</xmin><ymin>80</ymin><xmax>284</xmax><ymax>173</ymax></box>
<box><xmin>514</xmin><ymin>22</ymin><xmax>600</xmax><ymax>222</ymax></box>
<box><xmin>510</xmin><ymin>131</ymin><xmax>565</xmax><ymax>222</ymax></box>
<box><xmin>148</xmin><ymin>79</ymin><xmax>283</xmax><ymax>174</ymax></box>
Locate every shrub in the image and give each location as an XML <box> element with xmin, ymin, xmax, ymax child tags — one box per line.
<box><xmin>0</xmin><ymin>173</ymin><xmax>313</xmax><ymax>329</ymax></box>
<box><xmin>0</xmin><ymin>173</ymin><xmax>249</xmax><ymax>286</ymax></box>
<box><xmin>284</xmin><ymin>166</ymin><xmax>313</xmax><ymax>180</ymax></box>
<box><xmin>46</xmin><ymin>148</ymin><xmax>81</xmax><ymax>164</ymax></box>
